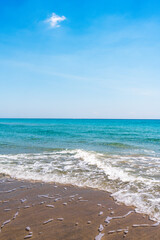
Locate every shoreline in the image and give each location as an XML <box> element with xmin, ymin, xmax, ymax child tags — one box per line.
<box><xmin>0</xmin><ymin>178</ymin><xmax>159</xmax><ymax>239</ymax></box>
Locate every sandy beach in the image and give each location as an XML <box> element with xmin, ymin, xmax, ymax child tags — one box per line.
<box><xmin>0</xmin><ymin>178</ymin><xmax>159</xmax><ymax>240</ymax></box>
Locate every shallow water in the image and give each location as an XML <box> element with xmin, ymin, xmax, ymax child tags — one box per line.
<box><xmin>0</xmin><ymin>119</ymin><xmax>160</xmax><ymax>221</ymax></box>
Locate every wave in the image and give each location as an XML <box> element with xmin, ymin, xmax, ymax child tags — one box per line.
<box><xmin>0</xmin><ymin>149</ymin><xmax>159</xmax><ymax>222</ymax></box>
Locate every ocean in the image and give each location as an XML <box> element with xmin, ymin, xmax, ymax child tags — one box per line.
<box><xmin>0</xmin><ymin>119</ymin><xmax>160</xmax><ymax>221</ymax></box>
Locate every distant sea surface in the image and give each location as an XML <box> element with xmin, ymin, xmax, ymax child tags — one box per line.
<box><xmin>0</xmin><ymin>119</ymin><xmax>160</xmax><ymax>221</ymax></box>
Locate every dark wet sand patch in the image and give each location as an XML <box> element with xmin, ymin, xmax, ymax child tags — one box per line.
<box><xmin>0</xmin><ymin>178</ymin><xmax>159</xmax><ymax>240</ymax></box>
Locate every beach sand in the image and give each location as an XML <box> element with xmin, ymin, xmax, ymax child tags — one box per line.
<box><xmin>0</xmin><ymin>178</ymin><xmax>159</xmax><ymax>240</ymax></box>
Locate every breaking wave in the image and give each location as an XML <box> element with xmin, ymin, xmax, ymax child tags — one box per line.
<box><xmin>0</xmin><ymin>148</ymin><xmax>160</xmax><ymax>222</ymax></box>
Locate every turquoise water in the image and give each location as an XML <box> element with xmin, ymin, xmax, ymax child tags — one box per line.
<box><xmin>0</xmin><ymin>119</ymin><xmax>160</xmax><ymax>221</ymax></box>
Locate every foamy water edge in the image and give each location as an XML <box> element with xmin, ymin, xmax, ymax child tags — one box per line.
<box><xmin>0</xmin><ymin>149</ymin><xmax>159</xmax><ymax>222</ymax></box>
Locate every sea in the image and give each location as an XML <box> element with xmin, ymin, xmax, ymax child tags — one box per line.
<box><xmin>0</xmin><ymin>119</ymin><xmax>160</xmax><ymax>221</ymax></box>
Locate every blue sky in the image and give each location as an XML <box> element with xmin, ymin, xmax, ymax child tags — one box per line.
<box><xmin>0</xmin><ymin>0</ymin><xmax>160</xmax><ymax>118</ymax></box>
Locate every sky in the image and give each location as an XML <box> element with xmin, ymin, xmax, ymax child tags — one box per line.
<box><xmin>0</xmin><ymin>0</ymin><xmax>160</xmax><ymax>119</ymax></box>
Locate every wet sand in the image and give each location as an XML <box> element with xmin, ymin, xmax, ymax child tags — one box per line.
<box><xmin>0</xmin><ymin>178</ymin><xmax>159</xmax><ymax>240</ymax></box>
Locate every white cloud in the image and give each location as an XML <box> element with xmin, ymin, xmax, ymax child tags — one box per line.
<box><xmin>45</xmin><ymin>13</ymin><xmax>66</xmax><ymax>28</ymax></box>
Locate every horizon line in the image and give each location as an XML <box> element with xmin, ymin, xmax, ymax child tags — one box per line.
<box><xmin>0</xmin><ymin>118</ymin><xmax>160</xmax><ymax>120</ymax></box>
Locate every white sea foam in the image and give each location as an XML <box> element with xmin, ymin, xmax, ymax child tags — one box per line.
<box><xmin>0</xmin><ymin>149</ymin><xmax>160</xmax><ymax>221</ymax></box>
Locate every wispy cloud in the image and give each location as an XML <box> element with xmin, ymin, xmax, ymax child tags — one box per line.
<box><xmin>45</xmin><ymin>13</ymin><xmax>66</xmax><ymax>28</ymax></box>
